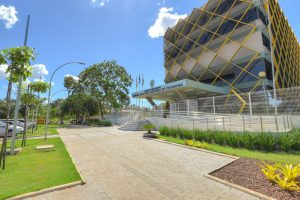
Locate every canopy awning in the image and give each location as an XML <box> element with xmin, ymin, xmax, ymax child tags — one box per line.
<box><xmin>132</xmin><ymin>79</ymin><xmax>230</xmax><ymax>102</ymax></box>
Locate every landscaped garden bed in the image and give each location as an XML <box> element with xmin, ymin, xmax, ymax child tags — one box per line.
<box><xmin>159</xmin><ymin>127</ymin><xmax>300</xmax><ymax>153</ymax></box>
<box><xmin>157</xmin><ymin>127</ymin><xmax>300</xmax><ymax>199</ymax></box>
<box><xmin>211</xmin><ymin>158</ymin><xmax>300</xmax><ymax>200</ymax></box>
<box><xmin>0</xmin><ymin>138</ymin><xmax>81</xmax><ymax>200</ymax></box>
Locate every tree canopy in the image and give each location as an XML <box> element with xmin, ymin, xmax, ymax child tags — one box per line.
<box><xmin>0</xmin><ymin>47</ymin><xmax>35</xmax><ymax>82</ymax></box>
<box><xmin>63</xmin><ymin>60</ymin><xmax>132</xmax><ymax>118</ymax></box>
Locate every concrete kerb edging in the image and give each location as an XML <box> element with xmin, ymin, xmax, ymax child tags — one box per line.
<box><xmin>9</xmin><ymin>136</ymin><xmax>86</xmax><ymax>200</ymax></box>
<box><xmin>63</xmin><ymin>140</ymin><xmax>87</xmax><ymax>185</ymax></box>
<box><xmin>8</xmin><ymin>181</ymin><xmax>83</xmax><ymax>200</ymax></box>
<box><xmin>153</xmin><ymin>139</ymin><xmax>239</xmax><ymax>159</ymax></box>
<box><xmin>204</xmin><ymin>174</ymin><xmax>275</xmax><ymax>200</ymax></box>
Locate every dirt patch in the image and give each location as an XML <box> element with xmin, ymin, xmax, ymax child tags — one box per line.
<box><xmin>211</xmin><ymin>158</ymin><xmax>300</xmax><ymax>200</ymax></box>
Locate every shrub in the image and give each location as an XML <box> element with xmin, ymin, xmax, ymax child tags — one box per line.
<box><xmin>202</xmin><ymin>130</ymin><xmax>213</xmax><ymax>143</ymax></box>
<box><xmin>183</xmin><ymin>129</ymin><xmax>193</xmax><ymax>140</ymax></box>
<box><xmin>279</xmin><ymin>134</ymin><xmax>295</xmax><ymax>152</ymax></box>
<box><xmin>291</xmin><ymin>130</ymin><xmax>300</xmax><ymax>151</ymax></box>
<box><xmin>159</xmin><ymin>126</ymin><xmax>168</xmax><ymax>136</ymax></box>
<box><xmin>255</xmin><ymin>133</ymin><xmax>277</xmax><ymax>152</ymax></box>
<box><xmin>213</xmin><ymin>132</ymin><xmax>225</xmax><ymax>146</ymax></box>
<box><xmin>144</xmin><ymin>124</ymin><xmax>155</xmax><ymax>133</ymax></box>
<box><xmin>239</xmin><ymin>133</ymin><xmax>254</xmax><ymax>150</ymax></box>
<box><xmin>193</xmin><ymin>130</ymin><xmax>203</xmax><ymax>141</ymax></box>
<box><xmin>277</xmin><ymin>163</ymin><xmax>300</xmax><ymax>182</ymax></box>
<box><xmin>99</xmin><ymin>121</ymin><xmax>112</xmax><ymax>127</ymax></box>
<box><xmin>275</xmin><ymin>176</ymin><xmax>300</xmax><ymax>191</ymax></box>
<box><xmin>185</xmin><ymin>140</ymin><xmax>209</xmax><ymax>149</ymax></box>
<box><xmin>225</xmin><ymin>133</ymin><xmax>239</xmax><ymax>148</ymax></box>
<box><xmin>260</xmin><ymin>162</ymin><xmax>300</xmax><ymax>191</ymax></box>
<box><xmin>259</xmin><ymin>162</ymin><xmax>279</xmax><ymax>183</ymax></box>
<box><xmin>158</xmin><ymin>126</ymin><xmax>300</xmax><ymax>153</ymax></box>
<box><xmin>86</xmin><ymin>119</ymin><xmax>112</xmax><ymax>127</ymax></box>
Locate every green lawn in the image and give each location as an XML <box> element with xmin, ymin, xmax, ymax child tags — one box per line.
<box><xmin>159</xmin><ymin>135</ymin><xmax>300</xmax><ymax>165</ymax></box>
<box><xmin>0</xmin><ymin>138</ymin><xmax>81</xmax><ymax>200</ymax></box>
<box><xmin>17</xmin><ymin>124</ymin><xmax>68</xmax><ymax>139</ymax></box>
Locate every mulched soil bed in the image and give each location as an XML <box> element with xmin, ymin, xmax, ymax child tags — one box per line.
<box><xmin>210</xmin><ymin>158</ymin><xmax>300</xmax><ymax>200</ymax></box>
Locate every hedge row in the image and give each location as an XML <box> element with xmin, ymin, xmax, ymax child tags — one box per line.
<box><xmin>86</xmin><ymin>119</ymin><xmax>112</xmax><ymax>127</ymax></box>
<box><xmin>159</xmin><ymin>127</ymin><xmax>300</xmax><ymax>152</ymax></box>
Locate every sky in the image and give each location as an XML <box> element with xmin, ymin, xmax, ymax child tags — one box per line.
<box><xmin>0</xmin><ymin>0</ymin><xmax>299</xmax><ymax>105</ymax></box>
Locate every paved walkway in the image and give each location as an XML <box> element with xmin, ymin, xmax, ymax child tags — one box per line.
<box><xmin>30</xmin><ymin>127</ymin><xmax>257</xmax><ymax>200</ymax></box>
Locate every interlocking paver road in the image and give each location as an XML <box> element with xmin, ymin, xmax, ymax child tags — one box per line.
<box><xmin>30</xmin><ymin>127</ymin><xmax>257</xmax><ymax>200</ymax></box>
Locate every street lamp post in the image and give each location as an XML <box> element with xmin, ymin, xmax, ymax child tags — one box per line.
<box><xmin>259</xmin><ymin>72</ymin><xmax>269</xmax><ymax>114</ymax></box>
<box><xmin>44</xmin><ymin>62</ymin><xmax>85</xmax><ymax>140</ymax></box>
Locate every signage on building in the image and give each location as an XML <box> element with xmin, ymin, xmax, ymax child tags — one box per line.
<box><xmin>132</xmin><ymin>80</ymin><xmax>185</xmax><ymax>97</ymax></box>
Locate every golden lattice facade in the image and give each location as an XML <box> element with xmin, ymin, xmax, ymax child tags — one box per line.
<box><xmin>163</xmin><ymin>0</ymin><xmax>300</xmax><ymax>94</ymax></box>
<box><xmin>268</xmin><ymin>0</ymin><xmax>300</xmax><ymax>89</ymax></box>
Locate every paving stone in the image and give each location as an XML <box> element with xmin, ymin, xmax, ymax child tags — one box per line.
<box><xmin>29</xmin><ymin>127</ymin><xmax>258</xmax><ymax>200</ymax></box>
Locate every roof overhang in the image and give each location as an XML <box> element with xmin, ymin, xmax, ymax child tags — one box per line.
<box><xmin>132</xmin><ymin>79</ymin><xmax>230</xmax><ymax>101</ymax></box>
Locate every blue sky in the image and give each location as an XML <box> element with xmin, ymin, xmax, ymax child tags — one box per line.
<box><xmin>0</xmin><ymin>0</ymin><xmax>299</xmax><ymax>104</ymax></box>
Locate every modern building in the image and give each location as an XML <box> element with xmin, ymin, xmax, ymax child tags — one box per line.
<box><xmin>133</xmin><ymin>0</ymin><xmax>300</xmax><ymax>112</ymax></box>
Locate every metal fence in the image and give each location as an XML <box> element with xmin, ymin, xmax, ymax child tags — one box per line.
<box><xmin>108</xmin><ymin>110</ymin><xmax>292</xmax><ymax>133</ymax></box>
<box><xmin>170</xmin><ymin>86</ymin><xmax>300</xmax><ymax>115</ymax></box>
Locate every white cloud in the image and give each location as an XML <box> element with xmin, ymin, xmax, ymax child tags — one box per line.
<box><xmin>91</xmin><ymin>0</ymin><xmax>110</xmax><ymax>7</ymax></box>
<box><xmin>0</xmin><ymin>5</ymin><xmax>18</xmax><ymax>29</ymax></box>
<box><xmin>64</xmin><ymin>74</ymin><xmax>79</xmax><ymax>81</ymax></box>
<box><xmin>148</xmin><ymin>7</ymin><xmax>187</xmax><ymax>39</ymax></box>
<box><xmin>30</xmin><ymin>64</ymin><xmax>48</xmax><ymax>79</ymax></box>
<box><xmin>0</xmin><ymin>64</ymin><xmax>8</xmax><ymax>78</ymax></box>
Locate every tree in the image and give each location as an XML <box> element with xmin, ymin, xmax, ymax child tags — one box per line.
<box><xmin>50</xmin><ymin>98</ymin><xmax>65</xmax><ymax>124</ymax></box>
<box><xmin>29</xmin><ymin>80</ymin><xmax>49</xmax><ymax>131</ymax></box>
<box><xmin>62</xmin><ymin>94</ymin><xmax>98</xmax><ymax>124</ymax></box>
<box><xmin>20</xmin><ymin>87</ymin><xmax>37</xmax><ymax>147</ymax></box>
<box><xmin>64</xmin><ymin>76</ymin><xmax>78</xmax><ymax>96</ymax></box>
<box><xmin>78</xmin><ymin>60</ymin><xmax>132</xmax><ymax>119</ymax></box>
<box><xmin>0</xmin><ymin>100</ymin><xmax>15</xmax><ymax>119</ymax></box>
<box><xmin>0</xmin><ymin>46</ymin><xmax>35</xmax><ymax>170</ymax></box>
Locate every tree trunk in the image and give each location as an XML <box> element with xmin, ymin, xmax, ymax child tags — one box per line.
<box><xmin>21</xmin><ymin>104</ymin><xmax>29</xmax><ymax>147</ymax></box>
<box><xmin>99</xmin><ymin>103</ymin><xmax>104</xmax><ymax>120</ymax></box>
<box><xmin>10</xmin><ymin>78</ymin><xmax>22</xmax><ymax>156</ymax></box>
<box><xmin>0</xmin><ymin>76</ymin><xmax>13</xmax><ymax>170</ymax></box>
<box><xmin>31</xmin><ymin>109</ymin><xmax>35</xmax><ymax>134</ymax></box>
<box><xmin>34</xmin><ymin>105</ymin><xmax>38</xmax><ymax>131</ymax></box>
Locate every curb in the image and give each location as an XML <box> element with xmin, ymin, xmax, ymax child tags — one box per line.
<box><xmin>153</xmin><ymin>139</ymin><xmax>239</xmax><ymax>160</ymax></box>
<box><xmin>61</xmin><ymin>136</ymin><xmax>87</xmax><ymax>185</ymax></box>
<box><xmin>8</xmin><ymin>181</ymin><xmax>83</xmax><ymax>200</ymax></box>
<box><xmin>204</xmin><ymin>174</ymin><xmax>275</xmax><ymax>200</ymax></box>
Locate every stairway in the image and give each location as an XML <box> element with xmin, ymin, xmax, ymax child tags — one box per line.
<box><xmin>119</xmin><ymin>119</ymin><xmax>150</xmax><ymax>131</ymax></box>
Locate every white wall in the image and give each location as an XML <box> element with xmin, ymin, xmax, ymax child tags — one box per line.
<box><xmin>291</xmin><ymin>116</ymin><xmax>300</xmax><ymax>129</ymax></box>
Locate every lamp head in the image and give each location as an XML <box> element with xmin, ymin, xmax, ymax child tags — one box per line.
<box><xmin>258</xmin><ymin>71</ymin><xmax>266</xmax><ymax>79</ymax></box>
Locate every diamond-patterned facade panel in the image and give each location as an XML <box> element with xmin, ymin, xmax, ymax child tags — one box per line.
<box><xmin>163</xmin><ymin>0</ymin><xmax>300</xmax><ymax>98</ymax></box>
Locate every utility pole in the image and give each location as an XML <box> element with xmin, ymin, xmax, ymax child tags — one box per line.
<box><xmin>10</xmin><ymin>15</ymin><xmax>30</xmax><ymax>155</ymax></box>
